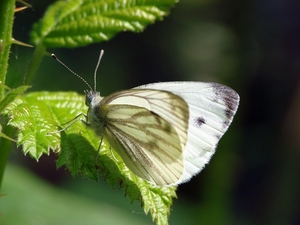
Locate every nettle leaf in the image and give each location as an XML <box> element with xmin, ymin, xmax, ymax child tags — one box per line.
<box><xmin>0</xmin><ymin>85</ymin><xmax>30</xmax><ymax>113</ymax></box>
<box><xmin>0</xmin><ymin>85</ymin><xmax>30</xmax><ymax>141</ymax></box>
<box><xmin>30</xmin><ymin>0</ymin><xmax>178</xmax><ymax>48</ymax></box>
<box><xmin>4</xmin><ymin>91</ymin><xmax>176</xmax><ymax>225</ymax></box>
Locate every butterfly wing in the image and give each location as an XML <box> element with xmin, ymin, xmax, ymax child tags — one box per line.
<box><xmin>134</xmin><ymin>82</ymin><xmax>240</xmax><ymax>185</ymax></box>
<box><xmin>100</xmin><ymin>89</ymin><xmax>189</xmax><ymax>185</ymax></box>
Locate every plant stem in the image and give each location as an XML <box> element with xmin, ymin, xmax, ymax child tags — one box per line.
<box><xmin>0</xmin><ymin>0</ymin><xmax>15</xmax><ymax>99</ymax></box>
<box><xmin>0</xmin><ymin>125</ymin><xmax>14</xmax><ymax>188</ymax></box>
<box><xmin>24</xmin><ymin>44</ymin><xmax>46</xmax><ymax>85</ymax></box>
<box><xmin>0</xmin><ymin>0</ymin><xmax>16</xmax><ymax>189</ymax></box>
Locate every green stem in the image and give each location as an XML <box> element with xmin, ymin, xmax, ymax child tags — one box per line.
<box><xmin>0</xmin><ymin>0</ymin><xmax>16</xmax><ymax>189</ymax></box>
<box><xmin>24</xmin><ymin>44</ymin><xmax>46</xmax><ymax>85</ymax></box>
<box><xmin>0</xmin><ymin>125</ymin><xmax>14</xmax><ymax>188</ymax></box>
<box><xmin>0</xmin><ymin>0</ymin><xmax>15</xmax><ymax>99</ymax></box>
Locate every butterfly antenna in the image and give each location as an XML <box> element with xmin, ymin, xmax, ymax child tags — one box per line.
<box><xmin>94</xmin><ymin>50</ymin><xmax>104</xmax><ymax>91</ymax></box>
<box><xmin>51</xmin><ymin>53</ymin><xmax>93</xmax><ymax>91</ymax></box>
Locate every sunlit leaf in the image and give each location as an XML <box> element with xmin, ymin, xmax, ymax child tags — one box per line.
<box><xmin>30</xmin><ymin>0</ymin><xmax>178</xmax><ymax>48</ymax></box>
<box><xmin>0</xmin><ymin>85</ymin><xmax>30</xmax><ymax>113</ymax></box>
<box><xmin>3</xmin><ymin>91</ymin><xmax>176</xmax><ymax>225</ymax></box>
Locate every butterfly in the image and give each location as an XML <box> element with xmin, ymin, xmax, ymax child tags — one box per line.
<box><xmin>52</xmin><ymin>51</ymin><xmax>240</xmax><ymax>186</ymax></box>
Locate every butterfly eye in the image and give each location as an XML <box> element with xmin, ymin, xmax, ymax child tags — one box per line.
<box><xmin>84</xmin><ymin>90</ymin><xmax>93</xmax><ymax>107</ymax></box>
<box><xmin>85</xmin><ymin>97</ymin><xmax>90</xmax><ymax>107</ymax></box>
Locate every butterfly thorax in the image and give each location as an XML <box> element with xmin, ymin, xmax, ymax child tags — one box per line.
<box><xmin>85</xmin><ymin>90</ymin><xmax>105</xmax><ymax>136</ymax></box>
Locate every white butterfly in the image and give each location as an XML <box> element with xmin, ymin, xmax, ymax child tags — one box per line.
<box><xmin>53</xmin><ymin>51</ymin><xmax>240</xmax><ymax>186</ymax></box>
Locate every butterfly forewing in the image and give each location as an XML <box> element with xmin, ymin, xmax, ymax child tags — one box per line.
<box><xmin>98</xmin><ymin>89</ymin><xmax>190</xmax><ymax>185</ymax></box>
<box><xmin>135</xmin><ymin>82</ymin><xmax>239</xmax><ymax>184</ymax></box>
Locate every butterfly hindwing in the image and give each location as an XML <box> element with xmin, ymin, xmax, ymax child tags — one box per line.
<box><xmin>102</xmin><ymin>89</ymin><xmax>189</xmax><ymax>152</ymax></box>
<box><xmin>97</xmin><ymin>89</ymin><xmax>190</xmax><ymax>185</ymax></box>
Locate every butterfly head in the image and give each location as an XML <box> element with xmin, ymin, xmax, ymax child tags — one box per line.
<box><xmin>84</xmin><ymin>90</ymin><xmax>102</xmax><ymax>108</ymax></box>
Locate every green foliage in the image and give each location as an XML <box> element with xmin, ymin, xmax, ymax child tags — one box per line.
<box><xmin>0</xmin><ymin>85</ymin><xmax>30</xmax><ymax>113</ymax></box>
<box><xmin>1</xmin><ymin>1</ymin><xmax>179</xmax><ymax>224</ymax></box>
<box><xmin>0</xmin><ymin>84</ymin><xmax>29</xmax><ymax>141</ymax></box>
<box><xmin>30</xmin><ymin>0</ymin><xmax>178</xmax><ymax>48</ymax></box>
<box><xmin>4</xmin><ymin>92</ymin><xmax>177</xmax><ymax>225</ymax></box>
<box><xmin>0</xmin><ymin>164</ymin><xmax>154</xmax><ymax>225</ymax></box>
<box><xmin>0</xmin><ymin>85</ymin><xmax>30</xmax><ymax>142</ymax></box>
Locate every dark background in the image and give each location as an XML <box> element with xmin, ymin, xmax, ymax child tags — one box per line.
<box><xmin>2</xmin><ymin>0</ymin><xmax>300</xmax><ymax>224</ymax></box>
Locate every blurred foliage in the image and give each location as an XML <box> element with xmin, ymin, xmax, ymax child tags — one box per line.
<box><xmin>1</xmin><ymin>0</ymin><xmax>300</xmax><ymax>225</ymax></box>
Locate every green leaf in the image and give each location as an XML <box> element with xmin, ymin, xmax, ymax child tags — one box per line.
<box><xmin>4</xmin><ymin>91</ymin><xmax>176</xmax><ymax>225</ymax></box>
<box><xmin>0</xmin><ymin>163</ymin><xmax>154</xmax><ymax>225</ymax></box>
<box><xmin>30</xmin><ymin>0</ymin><xmax>178</xmax><ymax>48</ymax></box>
<box><xmin>0</xmin><ymin>85</ymin><xmax>30</xmax><ymax>113</ymax></box>
<box><xmin>3</xmin><ymin>92</ymin><xmax>64</xmax><ymax>158</ymax></box>
<box><xmin>0</xmin><ymin>85</ymin><xmax>30</xmax><ymax>142</ymax></box>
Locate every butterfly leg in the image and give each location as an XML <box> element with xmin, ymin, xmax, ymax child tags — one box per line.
<box><xmin>80</xmin><ymin>114</ymin><xmax>90</xmax><ymax>127</ymax></box>
<box><xmin>48</xmin><ymin>113</ymin><xmax>87</xmax><ymax>134</ymax></box>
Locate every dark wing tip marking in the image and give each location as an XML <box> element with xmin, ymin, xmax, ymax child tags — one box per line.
<box><xmin>211</xmin><ymin>83</ymin><xmax>240</xmax><ymax>119</ymax></box>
